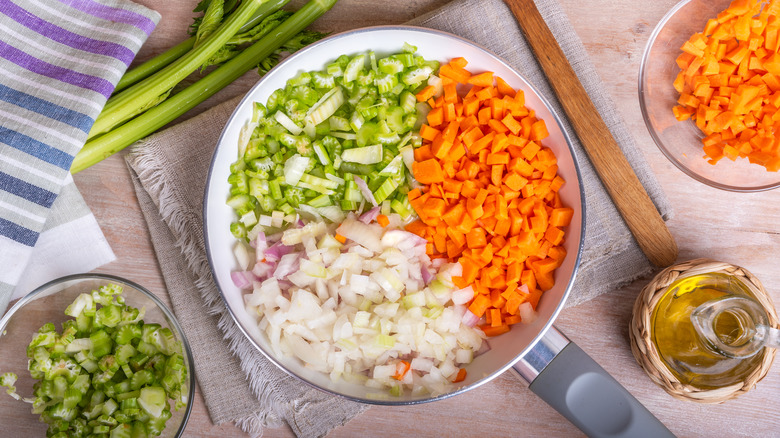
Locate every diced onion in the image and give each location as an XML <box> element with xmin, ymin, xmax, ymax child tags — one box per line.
<box><xmin>238</xmin><ymin>213</ymin><xmax>485</xmax><ymax>397</ymax></box>
<box><xmin>352</xmin><ymin>175</ymin><xmax>378</xmax><ymax>206</ymax></box>
<box><xmin>273</xmin><ymin>253</ymin><xmax>300</xmax><ymax>279</ymax></box>
<box><xmin>461</xmin><ymin>310</ymin><xmax>479</xmax><ymax>327</ymax></box>
<box><xmin>451</xmin><ymin>286</ymin><xmax>474</xmax><ymax>305</ymax></box>
<box><xmin>358</xmin><ymin>206</ymin><xmax>381</xmax><ymax>224</ymax></box>
<box><xmin>264</xmin><ymin>242</ymin><xmax>293</xmax><ymax>262</ymax></box>
<box><xmin>231</xmin><ymin>271</ymin><xmax>254</xmax><ymax>290</ymax></box>
<box><xmin>518</xmin><ymin>302</ymin><xmax>539</xmax><ymax>324</ymax></box>
<box><xmin>233</xmin><ymin>241</ymin><xmax>253</xmax><ymax>270</ymax></box>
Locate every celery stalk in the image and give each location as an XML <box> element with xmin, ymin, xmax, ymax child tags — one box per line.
<box><xmin>114</xmin><ymin>0</ymin><xmax>292</xmax><ymax>93</ymax></box>
<box><xmin>114</xmin><ymin>38</ymin><xmax>195</xmax><ymax>94</ymax></box>
<box><xmin>72</xmin><ymin>0</ymin><xmax>337</xmax><ymax>173</ymax></box>
<box><xmin>88</xmin><ymin>0</ymin><xmax>267</xmax><ymax>140</ymax></box>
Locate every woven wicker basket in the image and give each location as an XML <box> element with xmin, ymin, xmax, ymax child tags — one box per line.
<box><xmin>629</xmin><ymin>258</ymin><xmax>778</xmax><ymax>403</ymax></box>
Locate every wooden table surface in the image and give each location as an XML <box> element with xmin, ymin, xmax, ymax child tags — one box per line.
<box><xmin>9</xmin><ymin>0</ymin><xmax>780</xmax><ymax>436</ymax></box>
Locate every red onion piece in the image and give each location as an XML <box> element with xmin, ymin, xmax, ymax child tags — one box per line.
<box><xmin>253</xmin><ymin>232</ymin><xmax>268</xmax><ymax>259</ymax></box>
<box><xmin>421</xmin><ymin>266</ymin><xmax>434</xmax><ymax>285</ymax></box>
<box><xmin>273</xmin><ymin>253</ymin><xmax>300</xmax><ymax>279</ymax></box>
<box><xmin>406</xmin><ymin>232</ymin><xmax>427</xmax><ymax>247</ymax></box>
<box><xmin>252</xmin><ymin>262</ymin><xmax>273</xmax><ymax>279</ymax></box>
<box><xmin>265</xmin><ymin>232</ymin><xmax>283</xmax><ymax>243</ymax></box>
<box><xmin>231</xmin><ymin>271</ymin><xmax>255</xmax><ymax>290</ymax></box>
<box><xmin>461</xmin><ymin>309</ymin><xmax>480</xmax><ymax>327</ymax></box>
<box><xmin>353</xmin><ymin>175</ymin><xmax>377</xmax><ymax>206</ymax></box>
<box><xmin>358</xmin><ymin>206</ymin><xmax>381</xmax><ymax>224</ymax></box>
<box><xmin>264</xmin><ymin>241</ymin><xmax>293</xmax><ymax>263</ymax></box>
<box><xmin>475</xmin><ymin>340</ymin><xmax>491</xmax><ymax>357</ymax></box>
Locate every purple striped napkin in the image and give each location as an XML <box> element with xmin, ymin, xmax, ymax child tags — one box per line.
<box><xmin>0</xmin><ymin>0</ymin><xmax>161</xmax><ymax>312</ymax></box>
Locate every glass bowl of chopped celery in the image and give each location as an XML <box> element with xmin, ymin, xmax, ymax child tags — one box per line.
<box><xmin>0</xmin><ymin>273</ymin><xmax>194</xmax><ymax>437</ymax></box>
<box><xmin>640</xmin><ymin>0</ymin><xmax>780</xmax><ymax>191</ymax></box>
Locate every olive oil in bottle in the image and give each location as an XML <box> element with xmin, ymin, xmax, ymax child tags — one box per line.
<box><xmin>650</xmin><ymin>273</ymin><xmax>765</xmax><ymax>389</ymax></box>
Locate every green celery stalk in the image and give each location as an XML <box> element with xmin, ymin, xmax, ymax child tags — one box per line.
<box><xmin>88</xmin><ymin>0</ymin><xmax>267</xmax><ymax>140</ymax></box>
<box><xmin>114</xmin><ymin>0</ymin><xmax>292</xmax><ymax>93</ymax></box>
<box><xmin>72</xmin><ymin>0</ymin><xmax>338</xmax><ymax>173</ymax></box>
<box><xmin>113</xmin><ymin>38</ymin><xmax>195</xmax><ymax>94</ymax></box>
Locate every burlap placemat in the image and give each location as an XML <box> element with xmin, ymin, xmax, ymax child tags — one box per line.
<box><xmin>126</xmin><ymin>0</ymin><xmax>672</xmax><ymax>436</ymax></box>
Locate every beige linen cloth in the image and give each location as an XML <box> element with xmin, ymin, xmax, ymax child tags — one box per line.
<box><xmin>125</xmin><ymin>0</ymin><xmax>673</xmax><ymax>436</ymax></box>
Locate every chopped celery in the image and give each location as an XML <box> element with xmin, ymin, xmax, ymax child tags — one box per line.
<box><xmin>0</xmin><ymin>284</ymin><xmax>188</xmax><ymax>437</ymax></box>
<box><xmin>343</xmin><ymin>54</ymin><xmax>366</xmax><ymax>83</ymax></box>
<box><xmin>305</xmin><ymin>86</ymin><xmax>344</xmax><ymax>126</ymax></box>
<box><xmin>341</xmin><ymin>144</ymin><xmax>383</xmax><ymax>165</ymax></box>
<box><xmin>228</xmin><ymin>47</ymin><xmax>438</xmax><ymax>231</ymax></box>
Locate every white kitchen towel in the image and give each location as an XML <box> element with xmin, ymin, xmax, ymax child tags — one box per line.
<box><xmin>0</xmin><ymin>0</ymin><xmax>160</xmax><ymax>312</ymax></box>
<box><xmin>10</xmin><ymin>175</ymin><xmax>115</xmax><ymax>301</ymax></box>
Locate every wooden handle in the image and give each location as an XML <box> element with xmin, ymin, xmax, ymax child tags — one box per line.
<box><xmin>503</xmin><ymin>0</ymin><xmax>678</xmax><ymax>267</ymax></box>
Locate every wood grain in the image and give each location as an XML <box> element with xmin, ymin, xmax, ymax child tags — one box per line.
<box><xmin>503</xmin><ymin>0</ymin><xmax>679</xmax><ymax>268</ymax></box>
<box><xmin>3</xmin><ymin>1</ymin><xmax>780</xmax><ymax>437</ymax></box>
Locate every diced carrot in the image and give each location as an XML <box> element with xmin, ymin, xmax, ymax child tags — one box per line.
<box><xmin>413</xmin><ymin>159</ymin><xmax>445</xmax><ymax>184</ymax></box>
<box><xmin>442</xmin><ymin>203</ymin><xmax>465</xmax><ymax>227</ymax></box>
<box><xmin>419</xmin><ymin>124</ymin><xmax>441</xmax><ymax>141</ymax></box>
<box><xmin>431</xmin><ymin>135</ymin><xmax>453</xmax><ymax>160</ymax></box>
<box><xmin>427</xmin><ymin>106</ymin><xmax>444</xmax><ymax>126</ymax></box>
<box><xmin>488</xmin><ymin>118</ymin><xmax>509</xmax><ymax>134</ymax></box>
<box><xmin>468</xmin><ymin>71</ymin><xmax>494</xmax><ymax>87</ymax></box>
<box><xmin>414</xmin><ymin>144</ymin><xmax>434</xmax><ymax>162</ymax></box>
<box><xmin>465</xmin><ymin>228</ymin><xmax>487</xmax><ymax>249</ymax></box>
<box><xmin>550</xmin><ymin>207</ymin><xmax>574</xmax><ymax>227</ymax></box>
<box><xmin>480</xmin><ymin>324</ymin><xmax>510</xmax><ymax>337</ymax></box>
<box><xmin>416</xmin><ymin>85</ymin><xmax>437</xmax><ymax>102</ymax></box>
<box><xmin>422</xmin><ymin>197</ymin><xmax>447</xmax><ymax>218</ymax></box>
<box><xmin>478</xmin><ymin>106</ymin><xmax>492</xmax><ymax>125</ymax></box>
<box><xmin>393</xmin><ymin>360</ymin><xmax>411</xmax><ymax>380</ymax></box>
<box><xmin>468</xmin><ymin>294</ymin><xmax>491</xmax><ymax>317</ymax></box>
<box><xmin>535</xmin><ymin>270</ymin><xmax>555</xmax><ymax>291</ymax></box>
<box><xmin>671</xmin><ymin>1</ymin><xmax>780</xmax><ymax>171</ymax></box>
<box><xmin>504</xmin><ymin>314</ymin><xmax>522</xmax><ymax>325</ymax></box>
<box><xmin>505</xmin><ymin>294</ymin><xmax>524</xmax><ymax>315</ymax></box>
<box><xmin>335</xmin><ymin>234</ymin><xmax>347</xmax><ymax>244</ymax></box>
<box><xmin>450</xmin><ymin>57</ymin><xmax>468</xmax><ymax>68</ymax></box>
<box><xmin>377</xmin><ymin>214</ymin><xmax>390</xmax><ymax>227</ymax></box>
<box><xmin>495</xmin><ymin>76</ymin><xmax>516</xmax><ymax>97</ymax></box>
<box><xmin>452</xmin><ymin>368</ymin><xmax>467</xmax><ymax>383</ymax></box>
<box><xmin>439</xmin><ymin>63</ymin><xmax>472</xmax><ymax>83</ymax></box>
<box><xmin>529</xmin><ymin>120</ymin><xmax>549</xmax><ymax>141</ymax></box>
<box><xmin>409</xmin><ymin>57</ymin><xmax>573</xmax><ymax>337</ymax></box>
<box><xmin>466</xmin><ymin>197</ymin><xmax>484</xmax><ymax>219</ymax></box>
<box><xmin>489</xmin><ymin>308</ymin><xmax>503</xmax><ymax>327</ymax></box>
<box><xmin>405</xmin><ymin>219</ymin><xmax>427</xmax><ymax>237</ymax></box>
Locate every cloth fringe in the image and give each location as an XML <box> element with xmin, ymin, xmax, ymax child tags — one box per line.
<box><xmin>127</xmin><ymin>143</ymin><xmax>289</xmax><ymax>436</ymax></box>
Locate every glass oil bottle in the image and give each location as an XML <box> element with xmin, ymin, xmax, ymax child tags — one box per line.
<box><xmin>650</xmin><ymin>272</ymin><xmax>775</xmax><ymax>389</ymax></box>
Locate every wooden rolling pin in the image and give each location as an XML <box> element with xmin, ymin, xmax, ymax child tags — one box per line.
<box><xmin>503</xmin><ymin>0</ymin><xmax>678</xmax><ymax>267</ymax></box>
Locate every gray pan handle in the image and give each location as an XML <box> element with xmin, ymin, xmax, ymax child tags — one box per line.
<box><xmin>512</xmin><ymin>326</ymin><xmax>675</xmax><ymax>438</ymax></box>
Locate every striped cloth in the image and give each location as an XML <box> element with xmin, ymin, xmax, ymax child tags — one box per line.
<box><xmin>0</xmin><ymin>0</ymin><xmax>161</xmax><ymax>312</ymax></box>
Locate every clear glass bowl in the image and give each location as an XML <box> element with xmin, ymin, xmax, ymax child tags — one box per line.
<box><xmin>639</xmin><ymin>0</ymin><xmax>780</xmax><ymax>191</ymax></box>
<box><xmin>0</xmin><ymin>274</ymin><xmax>194</xmax><ymax>437</ymax></box>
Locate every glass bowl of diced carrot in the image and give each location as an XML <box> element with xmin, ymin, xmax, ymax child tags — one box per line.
<box><xmin>640</xmin><ymin>0</ymin><xmax>780</xmax><ymax>191</ymax></box>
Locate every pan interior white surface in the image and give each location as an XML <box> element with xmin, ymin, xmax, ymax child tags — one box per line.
<box><xmin>204</xmin><ymin>26</ymin><xmax>584</xmax><ymax>404</ymax></box>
